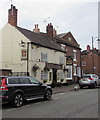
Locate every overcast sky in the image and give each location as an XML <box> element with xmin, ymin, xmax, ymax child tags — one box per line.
<box><xmin>0</xmin><ymin>0</ymin><xmax>99</xmax><ymax>50</ymax></box>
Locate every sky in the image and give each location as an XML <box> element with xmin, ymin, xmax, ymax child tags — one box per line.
<box><xmin>0</xmin><ymin>0</ymin><xmax>99</xmax><ymax>50</ymax></box>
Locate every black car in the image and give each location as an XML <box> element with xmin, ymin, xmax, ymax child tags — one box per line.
<box><xmin>0</xmin><ymin>76</ymin><xmax>52</xmax><ymax>107</ymax></box>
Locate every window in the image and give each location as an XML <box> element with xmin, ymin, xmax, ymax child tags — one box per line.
<box><xmin>59</xmin><ymin>71</ymin><xmax>64</xmax><ymax>79</ymax></box>
<box><xmin>77</xmin><ymin>67</ymin><xmax>81</xmax><ymax>77</ymax></box>
<box><xmin>74</xmin><ymin>64</ymin><xmax>77</xmax><ymax>75</ymax></box>
<box><xmin>59</xmin><ymin>56</ymin><xmax>64</xmax><ymax>65</ymax></box>
<box><xmin>21</xmin><ymin>49</ymin><xmax>27</xmax><ymax>60</ymax></box>
<box><xmin>8</xmin><ymin>78</ymin><xmax>20</xmax><ymax>84</ymax></box>
<box><xmin>73</xmin><ymin>50</ymin><xmax>77</xmax><ymax>61</ymax></box>
<box><xmin>61</xmin><ymin>44</ymin><xmax>67</xmax><ymax>51</ymax></box>
<box><xmin>41</xmin><ymin>71</ymin><xmax>48</xmax><ymax>80</ymax></box>
<box><xmin>19</xmin><ymin>78</ymin><xmax>31</xmax><ymax>84</ymax></box>
<box><xmin>33</xmin><ymin>71</ymin><xmax>37</xmax><ymax>77</ymax></box>
<box><xmin>29</xmin><ymin>77</ymin><xmax>40</xmax><ymax>84</ymax></box>
<box><xmin>66</xmin><ymin>66</ymin><xmax>72</xmax><ymax>79</ymax></box>
<box><xmin>41</xmin><ymin>53</ymin><xmax>48</xmax><ymax>62</ymax></box>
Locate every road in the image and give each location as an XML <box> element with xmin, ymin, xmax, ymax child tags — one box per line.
<box><xmin>1</xmin><ymin>88</ymin><xmax>99</xmax><ymax>119</ymax></box>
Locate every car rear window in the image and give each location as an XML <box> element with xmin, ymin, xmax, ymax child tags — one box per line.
<box><xmin>82</xmin><ymin>76</ymin><xmax>91</xmax><ymax>78</ymax></box>
<box><xmin>8</xmin><ymin>78</ymin><xmax>20</xmax><ymax>84</ymax></box>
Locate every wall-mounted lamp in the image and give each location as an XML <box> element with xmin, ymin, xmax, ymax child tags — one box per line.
<box><xmin>19</xmin><ymin>40</ymin><xmax>25</xmax><ymax>47</ymax></box>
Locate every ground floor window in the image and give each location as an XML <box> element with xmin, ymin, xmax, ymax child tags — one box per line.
<box><xmin>73</xmin><ymin>64</ymin><xmax>77</xmax><ymax>76</ymax></box>
<box><xmin>41</xmin><ymin>71</ymin><xmax>48</xmax><ymax>81</ymax></box>
<box><xmin>33</xmin><ymin>71</ymin><xmax>37</xmax><ymax>77</ymax></box>
<box><xmin>66</xmin><ymin>66</ymin><xmax>72</xmax><ymax>79</ymax></box>
<box><xmin>77</xmin><ymin>67</ymin><xmax>81</xmax><ymax>77</ymax></box>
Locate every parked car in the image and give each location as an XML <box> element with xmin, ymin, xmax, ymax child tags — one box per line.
<box><xmin>79</xmin><ymin>74</ymin><xmax>100</xmax><ymax>89</ymax></box>
<box><xmin>0</xmin><ymin>76</ymin><xmax>52</xmax><ymax>107</ymax></box>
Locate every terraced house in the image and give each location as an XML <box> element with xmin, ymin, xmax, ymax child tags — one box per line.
<box><xmin>0</xmin><ymin>4</ymin><xmax>81</xmax><ymax>84</ymax></box>
<box><xmin>81</xmin><ymin>45</ymin><xmax>100</xmax><ymax>76</ymax></box>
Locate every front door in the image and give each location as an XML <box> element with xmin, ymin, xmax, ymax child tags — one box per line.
<box><xmin>53</xmin><ymin>69</ymin><xmax>57</xmax><ymax>83</ymax></box>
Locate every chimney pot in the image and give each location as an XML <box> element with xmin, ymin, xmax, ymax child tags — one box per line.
<box><xmin>87</xmin><ymin>45</ymin><xmax>90</xmax><ymax>52</ymax></box>
<box><xmin>46</xmin><ymin>23</ymin><xmax>53</xmax><ymax>38</ymax></box>
<box><xmin>33</xmin><ymin>24</ymin><xmax>40</xmax><ymax>33</ymax></box>
<box><xmin>8</xmin><ymin>4</ymin><xmax>18</xmax><ymax>26</ymax></box>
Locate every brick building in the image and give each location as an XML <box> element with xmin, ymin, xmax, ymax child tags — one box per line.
<box><xmin>56</xmin><ymin>32</ymin><xmax>81</xmax><ymax>82</ymax></box>
<box><xmin>81</xmin><ymin>45</ymin><xmax>100</xmax><ymax>76</ymax></box>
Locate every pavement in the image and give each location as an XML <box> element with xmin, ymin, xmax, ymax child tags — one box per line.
<box><xmin>53</xmin><ymin>83</ymin><xmax>79</xmax><ymax>94</ymax></box>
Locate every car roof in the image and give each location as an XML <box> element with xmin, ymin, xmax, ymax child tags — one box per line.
<box><xmin>0</xmin><ymin>76</ymin><xmax>31</xmax><ymax>78</ymax></box>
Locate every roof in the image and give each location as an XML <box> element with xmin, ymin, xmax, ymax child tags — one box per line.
<box><xmin>16</xmin><ymin>26</ymin><xmax>66</xmax><ymax>53</ymax></box>
<box><xmin>81</xmin><ymin>50</ymin><xmax>100</xmax><ymax>55</ymax></box>
<box><xmin>55</xmin><ymin>37</ymin><xmax>81</xmax><ymax>50</ymax></box>
<box><xmin>57</xmin><ymin>33</ymin><xmax>68</xmax><ymax>38</ymax></box>
<box><xmin>56</xmin><ymin>32</ymin><xmax>81</xmax><ymax>50</ymax></box>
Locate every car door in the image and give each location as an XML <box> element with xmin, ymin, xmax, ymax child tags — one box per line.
<box><xmin>19</xmin><ymin>77</ymin><xmax>33</xmax><ymax>97</ymax></box>
<box><xmin>29</xmin><ymin>77</ymin><xmax>45</xmax><ymax>97</ymax></box>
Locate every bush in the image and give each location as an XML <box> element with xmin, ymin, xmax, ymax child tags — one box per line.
<box><xmin>43</xmin><ymin>80</ymin><xmax>47</xmax><ymax>83</ymax></box>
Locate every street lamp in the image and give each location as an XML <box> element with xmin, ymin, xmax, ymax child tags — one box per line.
<box><xmin>92</xmin><ymin>37</ymin><xmax>100</xmax><ymax>74</ymax></box>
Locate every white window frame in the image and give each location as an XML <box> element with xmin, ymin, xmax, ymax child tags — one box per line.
<box><xmin>73</xmin><ymin>50</ymin><xmax>77</xmax><ymax>61</ymax></box>
<box><xmin>66</xmin><ymin>66</ymin><xmax>72</xmax><ymax>80</ymax></box>
<box><xmin>73</xmin><ymin>64</ymin><xmax>77</xmax><ymax>76</ymax></box>
<box><xmin>41</xmin><ymin>53</ymin><xmax>48</xmax><ymax>62</ymax></box>
<box><xmin>41</xmin><ymin>71</ymin><xmax>48</xmax><ymax>80</ymax></box>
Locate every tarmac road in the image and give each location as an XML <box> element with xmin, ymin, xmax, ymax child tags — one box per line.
<box><xmin>1</xmin><ymin>88</ymin><xmax>99</xmax><ymax>119</ymax></box>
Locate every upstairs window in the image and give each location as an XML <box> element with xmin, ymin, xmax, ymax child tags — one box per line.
<box><xmin>59</xmin><ymin>56</ymin><xmax>64</xmax><ymax>65</ymax></box>
<box><xmin>61</xmin><ymin>44</ymin><xmax>67</xmax><ymax>51</ymax></box>
<box><xmin>41</xmin><ymin>53</ymin><xmax>48</xmax><ymax>62</ymax></box>
<box><xmin>73</xmin><ymin>50</ymin><xmax>77</xmax><ymax>61</ymax></box>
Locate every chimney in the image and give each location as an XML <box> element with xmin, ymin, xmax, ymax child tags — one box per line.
<box><xmin>87</xmin><ymin>45</ymin><xmax>90</xmax><ymax>52</ymax></box>
<box><xmin>46</xmin><ymin>23</ymin><xmax>53</xmax><ymax>38</ymax></box>
<box><xmin>53</xmin><ymin>28</ymin><xmax>57</xmax><ymax>37</ymax></box>
<box><xmin>33</xmin><ymin>24</ymin><xmax>40</xmax><ymax>33</ymax></box>
<box><xmin>8</xmin><ymin>4</ymin><xmax>18</xmax><ymax>26</ymax></box>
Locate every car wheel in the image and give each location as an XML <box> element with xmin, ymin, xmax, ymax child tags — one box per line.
<box><xmin>93</xmin><ymin>82</ymin><xmax>97</xmax><ymax>89</ymax></box>
<box><xmin>44</xmin><ymin>89</ymin><xmax>52</xmax><ymax>100</ymax></box>
<box><xmin>13</xmin><ymin>93</ymin><xmax>23</xmax><ymax>107</ymax></box>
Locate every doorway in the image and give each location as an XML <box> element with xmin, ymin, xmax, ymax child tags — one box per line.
<box><xmin>53</xmin><ymin>69</ymin><xmax>57</xmax><ymax>83</ymax></box>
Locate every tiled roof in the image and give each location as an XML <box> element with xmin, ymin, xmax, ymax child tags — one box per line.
<box><xmin>55</xmin><ymin>37</ymin><xmax>81</xmax><ymax>50</ymax></box>
<box><xmin>57</xmin><ymin>32</ymin><xmax>81</xmax><ymax>50</ymax></box>
<box><xmin>81</xmin><ymin>50</ymin><xmax>100</xmax><ymax>55</ymax></box>
<box><xmin>57</xmin><ymin>33</ymin><xmax>68</xmax><ymax>38</ymax></box>
<box><xmin>16</xmin><ymin>26</ymin><xmax>66</xmax><ymax>53</ymax></box>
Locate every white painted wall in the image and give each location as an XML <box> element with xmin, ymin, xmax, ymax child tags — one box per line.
<box><xmin>1</xmin><ymin>23</ymin><xmax>66</xmax><ymax>84</ymax></box>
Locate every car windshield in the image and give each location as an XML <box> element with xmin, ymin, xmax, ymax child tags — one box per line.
<box><xmin>81</xmin><ymin>76</ymin><xmax>91</xmax><ymax>78</ymax></box>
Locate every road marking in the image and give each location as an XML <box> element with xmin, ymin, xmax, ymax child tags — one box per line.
<box><xmin>58</xmin><ymin>93</ymin><xmax>64</xmax><ymax>95</ymax></box>
<box><xmin>54</xmin><ymin>98</ymin><xmax>59</xmax><ymax>100</ymax></box>
<box><xmin>6</xmin><ymin>108</ymin><xmax>16</xmax><ymax>112</ymax></box>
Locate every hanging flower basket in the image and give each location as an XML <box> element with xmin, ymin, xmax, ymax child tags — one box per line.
<box><xmin>44</xmin><ymin>67</ymin><xmax>50</xmax><ymax>71</ymax></box>
<box><xmin>33</xmin><ymin>64</ymin><xmax>39</xmax><ymax>71</ymax></box>
<box><xmin>43</xmin><ymin>80</ymin><xmax>47</xmax><ymax>83</ymax></box>
<box><xmin>60</xmin><ymin>79</ymin><xmax>64</xmax><ymax>83</ymax></box>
